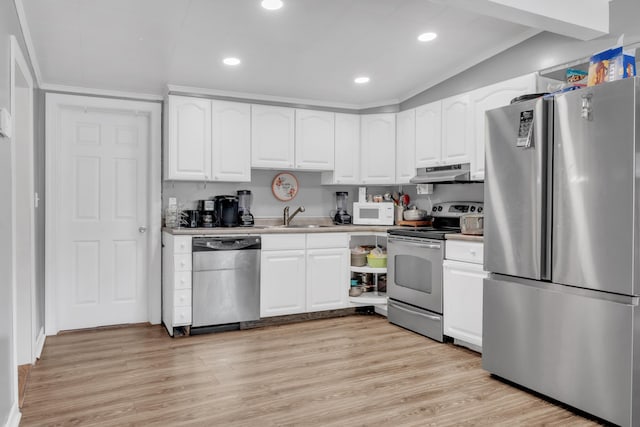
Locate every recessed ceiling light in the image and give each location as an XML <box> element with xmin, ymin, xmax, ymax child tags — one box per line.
<box><xmin>261</xmin><ymin>0</ymin><xmax>283</xmax><ymax>10</ymax></box>
<box><xmin>223</xmin><ymin>57</ymin><xmax>241</xmax><ymax>66</ymax></box>
<box><xmin>417</xmin><ymin>32</ymin><xmax>438</xmax><ymax>42</ymax></box>
<box><xmin>354</xmin><ymin>76</ymin><xmax>370</xmax><ymax>84</ymax></box>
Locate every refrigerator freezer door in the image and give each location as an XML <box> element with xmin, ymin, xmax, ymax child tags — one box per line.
<box><xmin>483</xmin><ymin>275</ymin><xmax>639</xmax><ymax>427</ymax></box>
<box><xmin>553</xmin><ymin>78</ymin><xmax>637</xmax><ymax>295</ymax></box>
<box><xmin>484</xmin><ymin>98</ymin><xmax>550</xmax><ymax>280</ymax></box>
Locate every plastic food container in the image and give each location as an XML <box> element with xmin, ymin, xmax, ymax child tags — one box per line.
<box><xmin>351</xmin><ymin>251</ymin><xmax>368</xmax><ymax>267</ymax></box>
<box><xmin>367</xmin><ymin>253</ymin><xmax>387</xmax><ymax>268</ymax></box>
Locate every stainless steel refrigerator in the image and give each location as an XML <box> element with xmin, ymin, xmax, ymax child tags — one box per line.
<box><xmin>483</xmin><ymin>77</ymin><xmax>640</xmax><ymax>427</ymax></box>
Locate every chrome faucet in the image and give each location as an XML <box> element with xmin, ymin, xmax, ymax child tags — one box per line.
<box><xmin>283</xmin><ymin>206</ymin><xmax>305</xmax><ymax>226</ymax></box>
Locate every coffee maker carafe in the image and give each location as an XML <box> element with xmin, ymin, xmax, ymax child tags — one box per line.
<box><xmin>333</xmin><ymin>191</ymin><xmax>352</xmax><ymax>225</ymax></box>
<box><xmin>214</xmin><ymin>195</ymin><xmax>239</xmax><ymax>227</ymax></box>
<box><xmin>237</xmin><ymin>190</ymin><xmax>254</xmax><ymax>226</ymax></box>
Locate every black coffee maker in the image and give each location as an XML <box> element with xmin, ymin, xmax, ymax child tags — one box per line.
<box><xmin>198</xmin><ymin>199</ymin><xmax>215</xmax><ymax>228</ymax></box>
<box><xmin>214</xmin><ymin>195</ymin><xmax>239</xmax><ymax>227</ymax></box>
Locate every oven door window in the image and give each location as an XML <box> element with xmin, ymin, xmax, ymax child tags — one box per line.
<box><xmin>395</xmin><ymin>255</ymin><xmax>432</xmax><ymax>294</ymax></box>
<box><xmin>388</xmin><ymin>239</ymin><xmax>443</xmax><ymax>314</ymax></box>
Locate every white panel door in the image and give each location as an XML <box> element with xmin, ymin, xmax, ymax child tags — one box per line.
<box><xmin>260</xmin><ymin>250</ymin><xmax>306</xmax><ymax>317</ymax></box>
<box><xmin>295</xmin><ymin>109</ymin><xmax>335</xmax><ymax>170</ymax></box>
<box><xmin>360</xmin><ymin>113</ymin><xmax>396</xmax><ymax>185</ymax></box>
<box><xmin>441</xmin><ymin>94</ymin><xmax>472</xmax><ymax>165</ymax></box>
<box><xmin>306</xmin><ymin>248</ymin><xmax>349</xmax><ymax>312</ymax></box>
<box><xmin>211</xmin><ymin>100</ymin><xmax>251</xmax><ymax>182</ymax></box>
<box><xmin>443</xmin><ymin>260</ymin><xmax>487</xmax><ymax>349</ymax></box>
<box><xmin>470</xmin><ymin>74</ymin><xmax>536</xmax><ymax>179</ymax></box>
<box><xmin>395</xmin><ymin>109</ymin><xmax>416</xmax><ymax>184</ymax></box>
<box><xmin>251</xmin><ymin>104</ymin><xmax>295</xmax><ymax>169</ymax></box>
<box><xmin>55</xmin><ymin>107</ymin><xmax>149</xmax><ymax>330</ymax></box>
<box><xmin>167</xmin><ymin>95</ymin><xmax>212</xmax><ymax>180</ymax></box>
<box><xmin>415</xmin><ymin>101</ymin><xmax>442</xmax><ymax>167</ymax></box>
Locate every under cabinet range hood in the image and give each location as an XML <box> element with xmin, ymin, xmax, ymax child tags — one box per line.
<box><xmin>410</xmin><ymin>163</ymin><xmax>471</xmax><ymax>184</ymax></box>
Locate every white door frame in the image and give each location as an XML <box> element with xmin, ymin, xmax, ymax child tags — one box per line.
<box><xmin>9</xmin><ymin>35</ymin><xmax>36</xmax><ymax>419</ymax></box>
<box><xmin>45</xmin><ymin>93</ymin><xmax>162</xmax><ymax>335</ymax></box>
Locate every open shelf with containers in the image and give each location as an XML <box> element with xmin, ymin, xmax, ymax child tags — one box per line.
<box><xmin>348</xmin><ymin>232</ymin><xmax>388</xmax><ymax>314</ymax></box>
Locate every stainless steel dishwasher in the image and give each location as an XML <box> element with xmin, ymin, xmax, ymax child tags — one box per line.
<box><xmin>192</xmin><ymin>236</ymin><xmax>261</xmax><ymax>331</ymax></box>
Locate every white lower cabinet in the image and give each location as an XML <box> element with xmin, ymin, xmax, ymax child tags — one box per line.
<box><xmin>260</xmin><ymin>249</ymin><xmax>307</xmax><ymax>317</ymax></box>
<box><xmin>306</xmin><ymin>247</ymin><xmax>349</xmax><ymax>312</ymax></box>
<box><xmin>443</xmin><ymin>240</ymin><xmax>487</xmax><ymax>352</ymax></box>
<box><xmin>260</xmin><ymin>233</ymin><xmax>349</xmax><ymax>317</ymax></box>
<box><xmin>162</xmin><ymin>232</ymin><xmax>193</xmax><ymax>336</ymax></box>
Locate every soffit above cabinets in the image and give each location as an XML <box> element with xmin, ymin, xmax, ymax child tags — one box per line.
<box><xmin>19</xmin><ymin>0</ymin><xmax>612</xmax><ymax>108</ymax></box>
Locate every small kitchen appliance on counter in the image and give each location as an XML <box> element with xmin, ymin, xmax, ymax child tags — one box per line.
<box><xmin>353</xmin><ymin>202</ymin><xmax>394</xmax><ymax>225</ymax></box>
<box><xmin>198</xmin><ymin>199</ymin><xmax>215</xmax><ymax>228</ymax></box>
<box><xmin>237</xmin><ymin>190</ymin><xmax>254</xmax><ymax>227</ymax></box>
<box><xmin>333</xmin><ymin>191</ymin><xmax>352</xmax><ymax>225</ymax></box>
<box><xmin>214</xmin><ymin>195</ymin><xmax>239</xmax><ymax>227</ymax></box>
<box><xmin>386</xmin><ymin>201</ymin><xmax>483</xmax><ymax>342</ymax></box>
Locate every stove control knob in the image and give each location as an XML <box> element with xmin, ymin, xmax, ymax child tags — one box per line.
<box><xmin>470</xmin><ymin>206</ymin><xmax>476</xmax><ymax>212</ymax></box>
<box><xmin>478</xmin><ymin>207</ymin><xmax>483</xmax><ymax>213</ymax></box>
<box><xmin>437</xmin><ymin>206</ymin><xmax>443</xmax><ymax>211</ymax></box>
<box><xmin>432</xmin><ymin>207</ymin><xmax>437</xmax><ymax>212</ymax></box>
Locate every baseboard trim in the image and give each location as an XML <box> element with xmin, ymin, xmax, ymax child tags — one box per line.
<box><xmin>5</xmin><ymin>401</ymin><xmax>21</xmax><ymax>427</ymax></box>
<box><xmin>35</xmin><ymin>327</ymin><xmax>45</xmax><ymax>359</ymax></box>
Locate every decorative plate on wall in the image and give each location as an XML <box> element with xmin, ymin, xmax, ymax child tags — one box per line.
<box><xmin>272</xmin><ymin>172</ymin><xmax>299</xmax><ymax>201</ymax></box>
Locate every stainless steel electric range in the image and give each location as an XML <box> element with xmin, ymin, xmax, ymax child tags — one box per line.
<box><xmin>387</xmin><ymin>201</ymin><xmax>483</xmax><ymax>341</ymax></box>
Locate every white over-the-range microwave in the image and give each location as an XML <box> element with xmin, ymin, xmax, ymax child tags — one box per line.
<box><xmin>352</xmin><ymin>202</ymin><xmax>395</xmax><ymax>225</ymax></box>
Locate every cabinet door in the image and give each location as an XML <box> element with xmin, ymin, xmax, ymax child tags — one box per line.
<box><xmin>211</xmin><ymin>100</ymin><xmax>251</xmax><ymax>182</ymax></box>
<box><xmin>251</xmin><ymin>105</ymin><xmax>295</xmax><ymax>169</ymax></box>
<box><xmin>167</xmin><ymin>96</ymin><xmax>212</xmax><ymax>180</ymax></box>
<box><xmin>443</xmin><ymin>260</ymin><xmax>488</xmax><ymax>350</ymax></box>
<box><xmin>395</xmin><ymin>109</ymin><xmax>416</xmax><ymax>184</ymax></box>
<box><xmin>322</xmin><ymin>113</ymin><xmax>360</xmax><ymax>184</ymax></box>
<box><xmin>441</xmin><ymin>94</ymin><xmax>472</xmax><ymax>165</ymax></box>
<box><xmin>306</xmin><ymin>248</ymin><xmax>349</xmax><ymax>312</ymax></box>
<box><xmin>470</xmin><ymin>74</ymin><xmax>536</xmax><ymax>179</ymax></box>
<box><xmin>295</xmin><ymin>109</ymin><xmax>335</xmax><ymax>170</ymax></box>
<box><xmin>360</xmin><ymin>114</ymin><xmax>396</xmax><ymax>185</ymax></box>
<box><xmin>260</xmin><ymin>250</ymin><xmax>306</xmax><ymax>317</ymax></box>
<box><xmin>415</xmin><ymin>101</ymin><xmax>442</xmax><ymax>168</ymax></box>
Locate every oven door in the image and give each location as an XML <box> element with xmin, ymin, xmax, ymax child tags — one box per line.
<box><xmin>387</xmin><ymin>236</ymin><xmax>443</xmax><ymax>314</ymax></box>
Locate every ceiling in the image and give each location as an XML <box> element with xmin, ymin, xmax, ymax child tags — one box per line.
<box><xmin>21</xmin><ymin>0</ymin><xmax>543</xmax><ymax>108</ymax></box>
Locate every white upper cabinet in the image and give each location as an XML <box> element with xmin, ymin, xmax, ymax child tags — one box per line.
<box><xmin>295</xmin><ymin>109</ymin><xmax>335</xmax><ymax>170</ymax></box>
<box><xmin>470</xmin><ymin>74</ymin><xmax>536</xmax><ymax>180</ymax></box>
<box><xmin>166</xmin><ymin>96</ymin><xmax>212</xmax><ymax>180</ymax></box>
<box><xmin>360</xmin><ymin>113</ymin><xmax>396</xmax><ymax>185</ymax></box>
<box><xmin>441</xmin><ymin>93</ymin><xmax>473</xmax><ymax>166</ymax></box>
<box><xmin>251</xmin><ymin>104</ymin><xmax>295</xmax><ymax>169</ymax></box>
<box><xmin>321</xmin><ymin>113</ymin><xmax>360</xmax><ymax>185</ymax></box>
<box><xmin>395</xmin><ymin>108</ymin><xmax>416</xmax><ymax>184</ymax></box>
<box><xmin>211</xmin><ymin>100</ymin><xmax>251</xmax><ymax>182</ymax></box>
<box><xmin>415</xmin><ymin>101</ymin><xmax>442</xmax><ymax>168</ymax></box>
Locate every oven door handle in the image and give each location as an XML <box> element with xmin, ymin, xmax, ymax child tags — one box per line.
<box><xmin>388</xmin><ymin>237</ymin><xmax>441</xmax><ymax>250</ymax></box>
<box><xmin>390</xmin><ymin>301</ymin><xmax>441</xmax><ymax>321</ymax></box>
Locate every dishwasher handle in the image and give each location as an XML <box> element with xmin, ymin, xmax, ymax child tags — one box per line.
<box><xmin>193</xmin><ymin>236</ymin><xmax>261</xmax><ymax>251</ymax></box>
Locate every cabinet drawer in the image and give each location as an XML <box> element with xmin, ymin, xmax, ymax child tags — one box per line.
<box><xmin>174</xmin><ymin>236</ymin><xmax>192</xmax><ymax>254</ymax></box>
<box><xmin>173</xmin><ymin>306</ymin><xmax>192</xmax><ymax>326</ymax></box>
<box><xmin>174</xmin><ymin>254</ymin><xmax>192</xmax><ymax>271</ymax></box>
<box><xmin>262</xmin><ymin>234</ymin><xmax>306</xmax><ymax>251</ymax></box>
<box><xmin>174</xmin><ymin>271</ymin><xmax>192</xmax><ymax>289</ymax></box>
<box><xmin>306</xmin><ymin>233</ymin><xmax>349</xmax><ymax>249</ymax></box>
<box><xmin>174</xmin><ymin>289</ymin><xmax>192</xmax><ymax>307</ymax></box>
<box><xmin>446</xmin><ymin>240</ymin><xmax>484</xmax><ymax>264</ymax></box>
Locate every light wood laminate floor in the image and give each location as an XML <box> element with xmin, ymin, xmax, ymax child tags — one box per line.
<box><xmin>20</xmin><ymin>316</ymin><xmax>602</xmax><ymax>426</ymax></box>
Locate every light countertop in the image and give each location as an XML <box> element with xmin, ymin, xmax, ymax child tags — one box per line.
<box><xmin>445</xmin><ymin>233</ymin><xmax>484</xmax><ymax>242</ymax></box>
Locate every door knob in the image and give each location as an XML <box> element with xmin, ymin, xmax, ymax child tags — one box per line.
<box><xmin>138</xmin><ymin>226</ymin><xmax>147</xmax><ymax>233</ymax></box>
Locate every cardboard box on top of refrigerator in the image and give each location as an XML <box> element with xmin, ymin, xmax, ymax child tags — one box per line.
<box><xmin>587</xmin><ymin>45</ymin><xmax>636</xmax><ymax>86</ymax></box>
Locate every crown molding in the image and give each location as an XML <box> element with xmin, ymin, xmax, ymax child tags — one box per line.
<box><xmin>13</xmin><ymin>0</ymin><xmax>42</xmax><ymax>87</ymax></box>
<box><xmin>40</xmin><ymin>83</ymin><xmax>164</xmax><ymax>101</ymax></box>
